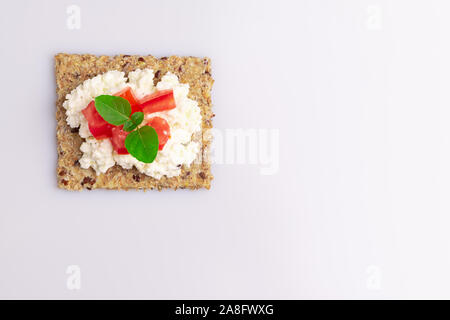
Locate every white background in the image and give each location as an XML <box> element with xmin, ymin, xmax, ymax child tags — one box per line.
<box><xmin>1</xmin><ymin>0</ymin><xmax>450</xmax><ymax>299</ymax></box>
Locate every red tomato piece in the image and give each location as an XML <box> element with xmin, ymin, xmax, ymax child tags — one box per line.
<box><xmin>81</xmin><ymin>101</ymin><xmax>114</xmax><ymax>139</ymax></box>
<box><xmin>111</xmin><ymin>126</ymin><xmax>129</xmax><ymax>155</ymax></box>
<box><xmin>113</xmin><ymin>87</ymin><xmax>142</xmax><ymax>114</ymax></box>
<box><xmin>131</xmin><ymin>104</ymin><xmax>143</xmax><ymax>115</ymax></box>
<box><xmin>138</xmin><ymin>90</ymin><xmax>176</xmax><ymax>114</ymax></box>
<box><xmin>114</xmin><ymin>87</ymin><xmax>138</xmax><ymax>106</ymax></box>
<box><xmin>147</xmin><ymin>117</ymin><xmax>171</xmax><ymax>150</ymax></box>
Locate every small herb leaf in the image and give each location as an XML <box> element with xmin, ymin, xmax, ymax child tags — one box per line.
<box><xmin>95</xmin><ymin>95</ymin><xmax>131</xmax><ymax>126</ymax></box>
<box><xmin>131</xmin><ymin>112</ymin><xmax>144</xmax><ymax>126</ymax></box>
<box><xmin>123</xmin><ymin>119</ymin><xmax>137</xmax><ymax>132</ymax></box>
<box><xmin>125</xmin><ymin>126</ymin><xmax>159</xmax><ymax>163</ymax></box>
<box><xmin>123</xmin><ymin>112</ymin><xmax>144</xmax><ymax>132</ymax></box>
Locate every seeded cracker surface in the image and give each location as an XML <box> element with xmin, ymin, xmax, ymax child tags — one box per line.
<box><xmin>55</xmin><ymin>54</ymin><xmax>214</xmax><ymax>190</ymax></box>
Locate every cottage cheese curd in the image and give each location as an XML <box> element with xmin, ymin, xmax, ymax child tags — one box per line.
<box><xmin>62</xmin><ymin>69</ymin><xmax>202</xmax><ymax>179</ymax></box>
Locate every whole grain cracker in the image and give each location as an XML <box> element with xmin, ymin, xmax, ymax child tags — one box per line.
<box><xmin>55</xmin><ymin>53</ymin><xmax>214</xmax><ymax>190</ymax></box>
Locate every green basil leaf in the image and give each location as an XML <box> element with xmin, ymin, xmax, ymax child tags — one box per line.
<box><xmin>125</xmin><ymin>126</ymin><xmax>159</xmax><ymax>163</ymax></box>
<box><xmin>130</xmin><ymin>112</ymin><xmax>144</xmax><ymax>126</ymax></box>
<box><xmin>95</xmin><ymin>95</ymin><xmax>131</xmax><ymax>126</ymax></box>
<box><xmin>123</xmin><ymin>112</ymin><xmax>144</xmax><ymax>132</ymax></box>
<box><xmin>123</xmin><ymin>119</ymin><xmax>137</xmax><ymax>132</ymax></box>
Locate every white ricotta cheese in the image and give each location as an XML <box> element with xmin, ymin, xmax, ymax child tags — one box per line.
<box><xmin>63</xmin><ymin>70</ymin><xmax>128</xmax><ymax>138</ymax></box>
<box><xmin>127</xmin><ymin>68</ymin><xmax>155</xmax><ymax>99</ymax></box>
<box><xmin>79</xmin><ymin>138</ymin><xmax>115</xmax><ymax>174</ymax></box>
<box><xmin>63</xmin><ymin>69</ymin><xmax>202</xmax><ymax>179</ymax></box>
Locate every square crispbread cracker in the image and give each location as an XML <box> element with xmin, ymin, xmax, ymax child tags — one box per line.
<box><xmin>55</xmin><ymin>53</ymin><xmax>214</xmax><ymax>190</ymax></box>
